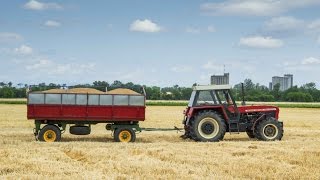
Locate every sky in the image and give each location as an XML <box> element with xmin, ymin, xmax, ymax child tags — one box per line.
<box><xmin>0</xmin><ymin>0</ymin><xmax>320</xmax><ymax>87</ymax></box>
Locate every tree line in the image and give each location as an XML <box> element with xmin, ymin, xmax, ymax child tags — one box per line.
<box><xmin>0</xmin><ymin>80</ymin><xmax>319</xmax><ymax>102</ymax></box>
<box><xmin>232</xmin><ymin>79</ymin><xmax>320</xmax><ymax>102</ymax></box>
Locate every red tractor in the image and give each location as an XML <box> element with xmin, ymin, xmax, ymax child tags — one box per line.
<box><xmin>182</xmin><ymin>85</ymin><xmax>283</xmax><ymax>141</ymax></box>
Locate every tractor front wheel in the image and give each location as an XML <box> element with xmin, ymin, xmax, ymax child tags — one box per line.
<box><xmin>114</xmin><ymin>128</ymin><xmax>136</xmax><ymax>142</ymax></box>
<box><xmin>255</xmin><ymin>118</ymin><xmax>283</xmax><ymax>141</ymax></box>
<box><xmin>191</xmin><ymin>111</ymin><xmax>226</xmax><ymax>142</ymax></box>
<box><xmin>38</xmin><ymin>124</ymin><xmax>61</xmax><ymax>142</ymax></box>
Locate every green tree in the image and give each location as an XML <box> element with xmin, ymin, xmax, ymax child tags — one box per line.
<box><xmin>272</xmin><ymin>83</ymin><xmax>282</xmax><ymax>101</ymax></box>
<box><xmin>0</xmin><ymin>87</ymin><xmax>14</xmax><ymax>98</ymax></box>
<box><xmin>285</xmin><ymin>92</ymin><xmax>313</xmax><ymax>102</ymax></box>
<box><xmin>244</xmin><ymin>79</ymin><xmax>254</xmax><ymax>91</ymax></box>
<box><xmin>93</xmin><ymin>81</ymin><xmax>109</xmax><ymax>92</ymax></box>
<box><xmin>301</xmin><ymin>82</ymin><xmax>320</xmax><ymax>101</ymax></box>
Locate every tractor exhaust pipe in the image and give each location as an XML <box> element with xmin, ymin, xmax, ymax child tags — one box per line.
<box><xmin>241</xmin><ymin>83</ymin><xmax>246</xmax><ymax>105</ymax></box>
<box><xmin>141</xmin><ymin>86</ymin><xmax>147</xmax><ymax>97</ymax></box>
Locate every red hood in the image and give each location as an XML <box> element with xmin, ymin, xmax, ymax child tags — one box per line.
<box><xmin>237</xmin><ymin>105</ymin><xmax>279</xmax><ymax>119</ymax></box>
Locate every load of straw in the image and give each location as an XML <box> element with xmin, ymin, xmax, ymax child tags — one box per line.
<box><xmin>42</xmin><ymin>88</ymin><xmax>141</xmax><ymax>95</ymax></box>
<box><xmin>43</xmin><ymin>88</ymin><xmax>103</xmax><ymax>94</ymax></box>
<box><xmin>106</xmin><ymin>88</ymin><xmax>140</xmax><ymax>95</ymax></box>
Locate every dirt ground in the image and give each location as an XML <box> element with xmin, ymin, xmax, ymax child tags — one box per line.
<box><xmin>0</xmin><ymin>105</ymin><xmax>319</xmax><ymax>179</ymax></box>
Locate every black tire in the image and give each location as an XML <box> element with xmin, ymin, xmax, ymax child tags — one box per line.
<box><xmin>114</xmin><ymin>128</ymin><xmax>136</xmax><ymax>142</ymax></box>
<box><xmin>181</xmin><ymin>125</ymin><xmax>191</xmax><ymax>139</ymax></box>
<box><xmin>38</xmin><ymin>124</ymin><xmax>61</xmax><ymax>142</ymax></box>
<box><xmin>69</xmin><ymin>125</ymin><xmax>91</xmax><ymax>135</ymax></box>
<box><xmin>191</xmin><ymin>110</ymin><xmax>226</xmax><ymax>142</ymax></box>
<box><xmin>246</xmin><ymin>130</ymin><xmax>255</xmax><ymax>138</ymax></box>
<box><xmin>255</xmin><ymin>118</ymin><xmax>283</xmax><ymax>141</ymax></box>
<box><xmin>188</xmin><ymin>118</ymin><xmax>198</xmax><ymax>140</ymax></box>
<box><xmin>181</xmin><ymin>117</ymin><xmax>195</xmax><ymax>139</ymax></box>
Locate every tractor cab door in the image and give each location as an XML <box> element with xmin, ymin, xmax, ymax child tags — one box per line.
<box><xmin>215</xmin><ymin>90</ymin><xmax>239</xmax><ymax>120</ymax></box>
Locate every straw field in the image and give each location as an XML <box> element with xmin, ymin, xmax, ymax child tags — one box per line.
<box><xmin>0</xmin><ymin>105</ymin><xmax>319</xmax><ymax>179</ymax></box>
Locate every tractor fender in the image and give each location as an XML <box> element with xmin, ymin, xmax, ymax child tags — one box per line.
<box><xmin>251</xmin><ymin>113</ymin><xmax>267</xmax><ymax>132</ymax></box>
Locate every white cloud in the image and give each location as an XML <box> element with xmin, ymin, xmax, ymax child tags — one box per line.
<box><xmin>171</xmin><ymin>65</ymin><xmax>193</xmax><ymax>73</ymax></box>
<box><xmin>25</xmin><ymin>59</ymin><xmax>96</xmax><ymax>75</ymax></box>
<box><xmin>200</xmin><ymin>73</ymin><xmax>213</xmax><ymax>81</ymax></box>
<box><xmin>201</xmin><ymin>0</ymin><xmax>281</xmax><ymax>16</ymax></box>
<box><xmin>117</xmin><ymin>69</ymin><xmax>144</xmax><ymax>81</ymax></box>
<box><xmin>14</xmin><ymin>45</ymin><xmax>33</xmax><ymax>55</ymax></box>
<box><xmin>200</xmin><ymin>0</ymin><xmax>320</xmax><ymax>16</ymax></box>
<box><xmin>262</xmin><ymin>17</ymin><xmax>320</xmax><ymax>38</ymax></box>
<box><xmin>185</xmin><ymin>26</ymin><xmax>216</xmax><ymax>33</ymax></box>
<box><xmin>307</xmin><ymin>19</ymin><xmax>320</xmax><ymax>32</ymax></box>
<box><xmin>107</xmin><ymin>24</ymin><xmax>113</xmax><ymax>30</ymax></box>
<box><xmin>202</xmin><ymin>61</ymin><xmax>224</xmax><ymax>72</ymax></box>
<box><xmin>239</xmin><ymin>36</ymin><xmax>283</xmax><ymax>48</ymax></box>
<box><xmin>264</xmin><ymin>16</ymin><xmax>304</xmax><ymax>32</ymax></box>
<box><xmin>0</xmin><ymin>32</ymin><xmax>23</xmax><ymax>42</ymax></box>
<box><xmin>24</xmin><ymin>0</ymin><xmax>62</xmax><ymax>11</ymax></box>
<box><xmin>44</xmin><ymin>20</ymin><xmax>61</xmax><ymax>27</ymax></box>
<box><xmin>318</xmin><ymin>36</ymin><xmax>320</xmax><ymax>44</ymax></box>
<box><xmin>301</xmin><ymin>57</ymin><xmax>320</xmax><ymax>65</ymax></box>
<box><xmin>129</xmin><ymin>19</ymin><xmax>162</xmax><ymax>33</ymax></box>
<box><xmin>207</xmin><ymin>25</ymin><xmax>216</xmax><ymax>32</ymax></box>
<box><xmin>50</xmin><ymin>63</ymin><xmax>95</xmax><ymax>75</ymax></box>
<box><xmin>283</xmin><ymin>57</ymin><xmax>320</xmax><ymax>72</ymax></box>
<box><xmin>26</xmin><ymin>59</ymin><xmax>52</xmax><ymax>70</ymax></box>
<box><xmin>185</xmin><ymin>27</ymin><xmax>200</xmax><ymax>34</ymax></box>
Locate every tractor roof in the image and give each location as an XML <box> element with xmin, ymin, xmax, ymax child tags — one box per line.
<box><xmin>193</xmin><ymin>85</ymin><xmax>232</xmax><ymax>91</ymax></box>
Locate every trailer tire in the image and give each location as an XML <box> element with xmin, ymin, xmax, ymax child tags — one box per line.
<box><xmin>114</xmin><ymin>128</ymin><xmax>136</xmax><ymax>142</ymax></box>
<box><xmin>191</xmin><ymin>110</ymin><xmax>226</xmax><ymax>142</ymax></box>
<box><xmin>255</xmin><ymin>118</ymin><xmax>283</xmax><ymax>141</ymax></box>
<box><xmin>38</xmin><ymin>125</ymin><xmax>61</xmax><ymax>142</ymax></box>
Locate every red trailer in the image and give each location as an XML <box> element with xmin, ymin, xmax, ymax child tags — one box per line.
<box><xmin>27</xmin><ymin>88</ymin><xmax>145</xmax><ymax>142</ymax></box>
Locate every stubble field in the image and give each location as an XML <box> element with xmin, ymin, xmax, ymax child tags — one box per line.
<box><xmin>0</xmin><ymin>104</ymin><xmax>320</xmax><ymax>179</ymax></box>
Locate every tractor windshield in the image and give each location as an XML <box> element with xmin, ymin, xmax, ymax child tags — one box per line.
<box><xmin>188</xmin><ymin>90</ymin><xmax>218</xmax><ymax>107</ymax></box>
<box><xmin>195</xmin><ymin>91</ymin><xmax>217</xmax><ymax>106</ymax></box>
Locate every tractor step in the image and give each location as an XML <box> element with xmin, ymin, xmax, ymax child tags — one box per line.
<box><xmin>228</xmin><ymin>119</ymin><xmax>240</xmax><ymax>134</ymax></box>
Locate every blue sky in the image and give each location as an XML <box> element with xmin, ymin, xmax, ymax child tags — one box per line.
<box><xmin>0</xmin><ymin>0</ymin><xmax>320</xmax><ymax>87</ymax></box>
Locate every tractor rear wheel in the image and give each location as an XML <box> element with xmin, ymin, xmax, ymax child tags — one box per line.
<box><xmin>191</xmin><ymin>111</ymin><xmax>226</xmax><ymax>142</ymax></box>
<box><xmin>114</xmin><ymin>128</ymin><xmax>136</xmax><ymax>142</ymax></box>
<box><xmin>38</xmin><ymin>124</ymin><xmax>61</xmax><ymax>142</ymax></box>
<box><xmin>255</xmin><ymin>118</ymin><xmax>283</xmax><ymax>141</ymax></box>
<box><xmin>246</xmin><ymin>130</ymin><xmax>255</xmax><ymax>138</ymax></box>
<box><xmin>181</xmin><ymin>117</ymin><xmax>195</xmax><ymax>139</ymax></box>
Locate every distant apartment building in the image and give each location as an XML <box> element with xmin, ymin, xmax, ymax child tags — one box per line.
<box><xmin>270</xmin><ymin>74</ymin><xmax>293</xmax><ymax>91</ymax></box>
<box><xmin>211</xmin><ymin>73</ymin><xmax>229</xmax><ymax>85</ymax></box>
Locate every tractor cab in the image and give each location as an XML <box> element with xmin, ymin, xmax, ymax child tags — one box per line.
<box><xmin>187</xmin><ymin>85</ymin><xmax>239</xmax><ymax>121</ymax></box>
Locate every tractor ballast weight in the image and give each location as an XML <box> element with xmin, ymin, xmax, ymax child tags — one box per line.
<box><xmin>182</xmin><ymin>85</ymin><xmax>283</xmax><ymax>142</ymax></box>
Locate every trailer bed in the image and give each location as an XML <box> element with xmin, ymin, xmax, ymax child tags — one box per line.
<box><xmin>27</xmin><ymin>92</ymin><xmax>145</xmax><ymax>122</ymax></box>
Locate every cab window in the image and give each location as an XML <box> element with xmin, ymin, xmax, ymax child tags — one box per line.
<box><xmin>216</xmin><ymin>90</ymin><xmax>233</xmax><ymax>105</ymax></box>
<box><xmin>196</xmin><ymin>91</ymin><xmax>217</xmax><ymax>106</ymax></box>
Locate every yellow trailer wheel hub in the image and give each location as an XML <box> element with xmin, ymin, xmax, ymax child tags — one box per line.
<box><xmin>119</xmin><ymin>130</ymin><xmax>131</xmax><ymax>142</ymax></box>
<box><xmin>43</xmin><ymin>130</ymin><xmax>57</xmax><ymax>142</ymax></box>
